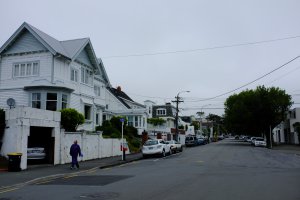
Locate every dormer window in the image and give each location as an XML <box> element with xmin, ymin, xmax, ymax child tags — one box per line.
<box><xmin>157</xmin><ymin>108</ymin><xmax>166</xmax><ymax>116</ymax></box>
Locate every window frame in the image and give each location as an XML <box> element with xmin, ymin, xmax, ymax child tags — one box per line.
<box><xmin>81</xmin><ymin>67</ymin><xmax>93</xmax><ymax>85</ymax></box>
<box><xmin>31</xmin><ymin>93</ymin><xmax>41</xmax><ymax>109</ymax></box>
<box><xmin>84</xmin><ymin>104</ymin><xmax>92</xmax><ymax>120</ymax></box>
<box><xmin>94</xmin><ymin>85</ymin><xmax>101</xmax><ymax>96</ymax></box>
<box><xmin>70</xmin><ymin>67</ymin><xmax>78</xmax><ymax>82</ymax></box>
<box><xmin>156</xmin><ymin>108</ymin><xmax>166</xmax><ymax>116</ymax></box>
<box><xmin>13</xmin><ymin>61</ymin><xmax>40</xmax><ymax>78</ymax></box>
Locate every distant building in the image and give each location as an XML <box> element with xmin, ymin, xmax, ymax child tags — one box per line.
<box><xmin>273</xmin><ymin>108</ymin><xmax>300</xmax><ymax>144</ymax></box>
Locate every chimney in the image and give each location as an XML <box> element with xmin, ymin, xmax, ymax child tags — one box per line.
<box><xmin>116</xmin><ymin>86</ymin><xmax>122</xmax><ymax>92</ymax></box>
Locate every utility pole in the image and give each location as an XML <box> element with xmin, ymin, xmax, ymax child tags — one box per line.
<box><xmin>172</xmin><ymin>91</ymin><xmax>190</xmax><ymax>141</ymax></box>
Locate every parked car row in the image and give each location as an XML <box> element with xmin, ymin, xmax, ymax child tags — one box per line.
<box><xmin>142</xmin><ymin>139</ymin><xmax>183</xmax><ymax>158</ymax></box>
<box><xmin>236</xmin><ymin>135</ymin><xmax>267</xmax><ymax>147</ymax></box>
<box><xmin>185</xmin><ymin>135</ymin><xmax>208</xmax><ymax>147</ymax></box>
<box><xmin>142</xmin><ymin>135</ymin><xmax>210</xmax><ymax>158</ymax></box>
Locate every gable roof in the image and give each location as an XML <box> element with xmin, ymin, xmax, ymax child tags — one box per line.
<box><xmin>108</xmin><ymin>87</ymin><xmax>133</xmax><ymax>109</ymax></box>
<box><xmin>0</xmin><ymin>22</ymin><xmax>111</xmax><ymax>85</ymax></box>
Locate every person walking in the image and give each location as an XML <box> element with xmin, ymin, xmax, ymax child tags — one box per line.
<box><xmin>69</xmin><ymin>140</ymin><xmax>82</xmax><ymax>169</ymax></box>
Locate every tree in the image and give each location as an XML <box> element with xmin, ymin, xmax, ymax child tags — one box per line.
<box><xmin>206</xmin><ymin>113</ymin><xmax>226</xmax><ymax>136</ymax></box>
<box><xmin>191</xmin><ymin>121</ymin><xmax>199</xmax><ymax>130</ymax></box>
<box><xmin>60</xmin><ymin>108</ymin><xmax>85</xmax><ymax>132</ymax></box>
<box><xmin>224</xmin><ymin>86</ymin><xmax>292</xmax><ymax>147</ymax></box>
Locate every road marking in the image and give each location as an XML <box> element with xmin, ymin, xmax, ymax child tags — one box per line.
<box><xmin>63</xmin><ymin>174</ymin><xmax>78</xmax><ymax>179</ymax></box>
<box><xmin>35</xmin><ymin>180</ymin><xmax>53</xmax><ymax>185</ymax></box>
<box><xmin>0</xmin><ymin>187</ymin><xmax>19</xmax><ymax>194</ymax></box>
<box><xmin>85</xmin><ymin>169</ymin><xmax>97</xmax><ymax>174</ymax></box>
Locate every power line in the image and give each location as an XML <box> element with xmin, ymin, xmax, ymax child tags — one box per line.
<box><xmin>190</xmin><ymin>55</ymin><xmax>300</xmax><ymax>102</ymax></box>
<box><xmin>127</xmin><ymin>55</ymin><xmax>299</xmax><ymax>104</ymax></box>
<box><xmin>102</xmin><ymin>35</ymin><xmax>300</xmax><ymax>59</ymax></box>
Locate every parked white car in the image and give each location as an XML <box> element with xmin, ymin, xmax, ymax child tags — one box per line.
<box><xmin>254</xmin><ymin>138</ymin><xmax>267</xmax><ymax>147</ymax></box>
<box><xmin>166</xmin><ymin>140</ymin><xmax>183</xmax><ymax>153</ymax></box>
<box><xmin>249</xmin><ymin>137</ymin><xmax>257</xmax><ymax>145</ymax></box>
<box><xmin>142</xmin><ymin>139</ymin><xmax>171</xmax><ymax>158</ymax></box>
<box><xmin>27</xmin><ymin>147</ymin><xmax>46</xmax><ymax>160</ymax></box>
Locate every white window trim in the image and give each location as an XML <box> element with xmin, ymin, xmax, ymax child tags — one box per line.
<box><xmin>13</xmin><ymin>61</ymin><xmax>40</xmax><ymax>78</ymax></box>
<box><xmin>94</xmin><ymin>85</ymin><xmax>101</xmax><ymax>96</ymax></box>
<box><xmin>81</xmin><ymin>66</ymin><xmax>93</xmax><ymax>85</ymax></box>
<box><xmin>71</xmin><ymin>67</ymin><xmax>78</xmax><ymax>82</ymax></box>
<box><xmin>157</xmin><ymin>108</ymin><xmax>166</xmax><ymax>116</ymax></box>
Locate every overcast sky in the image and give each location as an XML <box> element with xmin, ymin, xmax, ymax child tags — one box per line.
<box><xmin>1</xmin><ymin>0</ymin><xmax>300</xmax><ymax>117</ymax></box>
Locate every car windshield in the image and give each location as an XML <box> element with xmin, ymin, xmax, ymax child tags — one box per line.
<box><xmin>166</xmin><ymin>141</ymin><xmax>174</xmax><ymax>144</ymax></box>
<box><xmin>144</xmin><ymin>140</ymin><xmax>158</xmax><ymax>146</ymax></box>
<box><xmin>256</xmin><ymin>138</ymin><xmax>264</xmax><ymax>141</ymax></box>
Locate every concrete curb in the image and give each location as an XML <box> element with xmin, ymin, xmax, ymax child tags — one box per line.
<box><xmin>99</xmin><ymin>156</ymin><xmax>143</xmax><ymax>169</ymax></box>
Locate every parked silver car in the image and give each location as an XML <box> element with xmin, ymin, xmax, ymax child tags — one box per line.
<box><xmin>166</xmin><ymin>140</ymin><xmax>183</xmax><ymax>153</ymax></box>
<box><xmin>27</xmin><ymin>147</ymin><xmax>46</xmax><ymax>160</ymax></box>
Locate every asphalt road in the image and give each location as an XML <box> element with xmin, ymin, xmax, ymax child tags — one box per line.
<box><xmin>1</xmin><ymin>138</ymin><xmax>300</xmax><ymax>200</ymax></box>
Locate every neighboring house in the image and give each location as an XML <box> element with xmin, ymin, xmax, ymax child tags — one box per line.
<box><xmin>104</xmin><ymin>86</ymin><xmax>148</xmax><ymax>135</ymax></box>
<box><xmin>146</xmin><ymin>102</ymin><xmax>176</xmax><ymax>139</ymax></box>
<box><xmin>273</xmin><ymin>108</ymin><xmax>300</xmax><ymax>144</ymax></box>
<box><xmin>0</xmin><ymin>22</ymin><xmax>110</xmax><ymax>131</ymax></box>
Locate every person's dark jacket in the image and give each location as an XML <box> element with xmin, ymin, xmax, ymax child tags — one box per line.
<box><xmin>70</xmin><ymin>143</ymin><xmax>82</xmax><ymax>157</ymax></box>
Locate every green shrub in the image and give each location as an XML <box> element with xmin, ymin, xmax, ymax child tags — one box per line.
<box><xmin>60</xmin><ymin>108</ymin><xmax>84</xmax><ymax>132</ymax></box>
<box><xmin>96</xmin><ymin>116</ymin><xmax>141</xmax><ymax>152</ymax></box>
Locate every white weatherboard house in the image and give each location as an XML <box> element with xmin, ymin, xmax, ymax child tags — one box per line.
<box><xmin>273</xmin><ymin>108</ymin><xmax>300</xmax><ymax>144</ymax></box>
<box><xmin>0</xmin><ymin>22</ymin><xmax>147</xmax><ymax>169</ymax></box>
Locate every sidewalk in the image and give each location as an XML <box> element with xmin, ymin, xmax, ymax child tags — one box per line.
<box><xmin>0</xmin><ymin>153</ymin><xmax>142</xmax><ymax>188</ymax></box>
<box><xmin>272</xmin><ymin>144</ymin><xmax>300</xmax><ymax>156</ymax></box>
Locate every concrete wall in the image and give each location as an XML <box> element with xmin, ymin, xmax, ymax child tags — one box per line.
<box><xmin>0</xmin><ymin>107</ymin><xmax>129</xmax><ymax>170</ymax></box>
<box><xmin>60</xmin><ymin>130</ymin><xmax>128</xmax><ymax>165</ymax></box>
<box><xmin>1</xmin><ymin>107</ymin><xmax>61</xmax><ymax>169</ymax></box>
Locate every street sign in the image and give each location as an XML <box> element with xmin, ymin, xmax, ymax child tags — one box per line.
<box><xmin>120</xmin><ymin>118</ymin><xmax>125</xmax><ymax>122</ymax></box>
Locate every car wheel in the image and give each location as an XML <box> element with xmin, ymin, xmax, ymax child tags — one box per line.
<box><xmin>180</xmin><ymin>147</ymin><xmax>183</xmax><ymax>152</ymax></box>
<box><xmin>169</xmin><ymin>148</ymin><xmax>172</xmax><ymax>155</ymax></box>
<box><xmin>143</xmin><ymin>154</ymin><xmax>148</xmax><ymax>159</ymax></box>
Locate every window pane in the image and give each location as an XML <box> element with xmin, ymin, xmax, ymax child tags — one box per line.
<box><xmin>84</xmin><ymin>105</ymin><xmax>91</xmax><ymax>120</ymax></box>
<box><xmin>74</xmin><ymin>70</ymin><xmax>78</xmax><ymax>82</ymax></box>
<box><xmin>33</xmin><ymin>63</ymin><xmax>39</xmax><ymax>75</ymax></box>
<box><xmin>61</xmin><ymin>94</ymin><xmax>68</xmax><ymax>109</ymax></box>
<box><xmin>81</xmin><ymin>68</ymin><xmax>85</xmax><ymax>83</ymax></box>
<box><xmin>32</xmin><ymin>93</ymin><xmax>41</xmax><ymax>109</ymax></box>
<box><xmin>47</xmin><ymin>93</ymin><xmax>57</xmax><ymax>100</ymax></box>
<box><xmin>26</xmin><ymin>63</ymin><xmax>32</xmax><ymax>75</ymax></box>
<box><xmin>32</xmin><ymin>93</ymin><xmax>41</xmax><ymax>101</ymax></box>
<box><xmin>14</xmin><ymin>64</ymin><xmax>19</xmax><ymax>77</ymax></box>
<box><xmin>71</xmin><ymin>69</ymin><xmax>74</xmax><ymax>81</ymax></box>
<box><xmin>46</xmin><ymin>101</ymin><xmax>57</xmax><ymax>111</ymax></box>
<box><xmin>96</xmin><ymin>113</ymin><xmax>99</xmax><ymax>125</ymax></box>
<box><xmin>32</xmin><ymin>101</ymin><xmax>41</xmax><ymax>109</ymax></box>
<box><xmin>20</xmin><ymin>64</ymin><xmax>26</xmax><ymax>76</ymax></box>
<box><xmin>46</xmin><ymin>93</ymin><xmax>57</xmax><ymax>111</ymax></box>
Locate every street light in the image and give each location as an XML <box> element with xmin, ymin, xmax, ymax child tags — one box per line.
<box><xmin>174</xmin><ymin>90</ymin><xmax>190</xmax><ymax>141</ymax></box>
